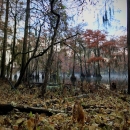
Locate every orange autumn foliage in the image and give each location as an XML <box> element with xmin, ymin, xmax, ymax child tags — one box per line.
<box><xmin>88</xmin><ymin>42</ymin><xmax>98</xmax><ymax>48</ymax></box>
<box><xmin>84</xmin><ymin>29</ymin><xmax>106</xmax><ymax>47</ymax></box>
<box><xmin>72</xmin><ymin>100</ymin><xmax>85</xmax><ymax>125</ymax></box>
<box><xmin>87</xmin><ymin>56</ymin><xmax>104</xmax><ymax>63</ymax></box>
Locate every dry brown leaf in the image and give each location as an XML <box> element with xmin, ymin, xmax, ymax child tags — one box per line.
<box><xmin>72</xmin><ymin>100</ymin><xmax>85</xmax><ymax>125</ymax></box>
<box><xmin>26</xmin><ymin>118</ymin><xmax>35</xmax><ymax>130</ymax></box>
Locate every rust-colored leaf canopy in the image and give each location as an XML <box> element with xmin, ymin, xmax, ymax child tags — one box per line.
<box><xmin>101</xmin><ymin>40</ymin><xmax>116</xmax><ymax>47</ymax></box>
<box><xmin>100</xmin><ymin>40</ymin><xmax>117</xmax><ymax>52</ymax></box>
<box><xmin>83</xmin><ymin>29</ymin><xmax>106</xmax><ymax>48</ymax></box>
<box><xmin>87</xmin><ymin>56</ymin><xmax>105</xmax><ymax>63</ymax></box>
<box><xmin>117</xmin><ymin>35</ymin><xmax>127</xmax><ymax>48</ymax></box>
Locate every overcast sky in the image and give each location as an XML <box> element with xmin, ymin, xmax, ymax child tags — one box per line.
<box><xmin>67</xmin><ymin>0</ymin><xmax>127</xmax><ymax>38</ymax></box>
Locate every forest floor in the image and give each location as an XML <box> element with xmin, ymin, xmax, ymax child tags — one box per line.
<box><xmin>0</xmin><ymin>79</ymin><xmax>130</xmax><ymax>130</ymax></box>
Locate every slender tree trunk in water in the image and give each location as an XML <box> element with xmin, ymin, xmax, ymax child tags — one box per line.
<box><xmin>123</xmin><ymin>48</ymin><xmax>126</xmax><ymax>72</ymax></box>
<box><xmin>20</xmin><ymin>0</ymin><xmax>30</xmax><ymax>82</ymax></box>
<box><xmin>62</xmin><ymin>72</ymin><xmax>65</xmax><ymax>84</ymax></box>
<box><xmin>1</xmin><ymin>0</ymin><xmax>9</xmax><ymax>78</ymax></box>
<box><xmin>72</xmin><ymin>52</ymin><xmax>75</xmax><ymax>77</ymax></box>
<box><xmin>41</xmin><ymin>0</ymin><xmax>60</xmax><ymax>97</ymax></box>
<box><xmin>70</xmin><ymin>46</ymin><xmax>76</xmax><ymax>86</ymax></box>
<box><xmin>79</xmin><ymin>47</ymin><xmax>85</xmax><ymax>85</ymax></box>
<box><xmin>93</xmin><ymin>49</ymin><xmax>97</xmax><ymax>77</ymax></box>
<box><xmin>10</xmin><ymin>1</ymin><xmax>18</xmax><ymax>80</ymax></box>
<box><xmin>42</xmin><ymin>53</ymin><xmax>52</xmax><ymax>95</ymax></box>
<box><xmin>97</xmin><ymin>62</ymin><xmax>101</xmax><ymax>77</ymax></box>
<box><xmin>127</xmin><ymin>0</ymin><xmax>130</xmax><ymax>94</ymax></box>
<box><xmin>80</xmin><ymin>44</ymin><xmax>87</xmax><ymax>77</ymax></box>
<box><xmin>80</xmin><ymin>61</ymin><xmax>83</xmax><ymax>75</ymax></box>
<box><xmin>14</xmin><ymin>0</ymin><xmax>30</xmax><ymax>88</ymax></box>
<box><xmin>79</xmin><ymin>49</ymin><xmax>83</xmax><ymax>76</ymax></box>
<box><xmin>108</xmin><ymin>47</ymin><xmax>112</xmax><ymax>87</ymax></box>
<box><xmin>97</xmin><ymin>47</ymin><xmax>101</xmax><ymax>77</ymax></box>
<box><xmin>57</xmin><ymin>60</ymin><xmax>60</xmax><ymax>84</ymax></box>
<box><xmin>108</xmin><ymin>63</ymin><xmax>111</xmax><ymax>86</ymax></box>
<box><xmin>86</xmin><ymin>50</ymin><xmax>91</xmax><ymax>77</ymax></box>
<box><xmin>6</xmin><ymin>57</ymin><xmax>10</xmax><ymax>79</ymax></box>
<box><xmin>84</xmin><ymin>50</ymin><xmax>87</xmax><ymax>75</ymax></box>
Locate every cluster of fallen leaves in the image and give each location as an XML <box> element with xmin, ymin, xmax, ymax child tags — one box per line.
<box><xmin>0</xmin><ymin>80</ymin><xmax>130</xmax><ymax>130</ymax></box>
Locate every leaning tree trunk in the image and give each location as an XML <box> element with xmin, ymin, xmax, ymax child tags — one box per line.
<box><xmin>127</xmin><ymin>0</ymin><xmax>130</xmax><ymax>94</ymax></box>
<box><xmin>10</xmin><ymin>1</ymin><xmax>18</xmax><ymax>80</ymax></box>
<box><xmin>70</xmin><ymin>41</ymin><xmax>77</xmax><ymax>86</ymax></box>
<box><xmin>20</xmin><ymin>0</ymin><xmax>30</xmax><ymax>82</ymax></box>
<box><xmin>41</xmin><ymin>0</ymin><xmax>60</xmax><ymax>97</ymax></box>
<box><xmin>14</xmin><ymin>0</ymin><xmax>30</xmax><ymax>88</ymax></box>
<box><xmin>1</xmin><ymin>0</ymin><xmax>9</xmax><ymax>78</ymax></box>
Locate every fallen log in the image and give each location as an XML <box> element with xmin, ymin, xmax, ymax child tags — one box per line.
<box><xmin>0</xmin><ymin>94</ymin><xmax>89</xmax><ymax>116</ymax></box>
<box><xmin>14</xmin><ymin>105</ymin><xmax>53</xmax><ymax>116</ymax></box>
<box><xmin>0</xmin><ymin>102</ymin><xmax>118</xmax><ymax>116</ymax></box>
<box><xmin>0</xmin><ymin>104</ymin><xmax>53</xmax><ymax>116</ymax></box>
<box><xmin>0</xmin><ymin>104</ymin><xmax>13</xmax><ymax>115</ymax></box>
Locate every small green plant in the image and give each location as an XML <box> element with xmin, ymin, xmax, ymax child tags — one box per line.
<box><xmin>29</xmin><ymin>111</ymin><xmax>33</xmax><ymax>117</ymax></box>
<box><xmin>36</xmin><ymin>126</ymin><xmax>40</xmax><ymax>130</ymax></box>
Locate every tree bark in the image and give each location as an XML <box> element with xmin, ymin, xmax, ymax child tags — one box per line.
<box><xmin>97</xmin><ymin>45</ymin><xmax>101</xmax><ymax>77</ymax></box>
<box><xmin>10</xmin><ymin>1</ymin><xmax>18</xmax><ymax>80</ymax></box>
<box><xmin>1</xmin><ymin>0</ymin><xmax>9</xmax><ymax>78</ymax></box>
<box><xmin>41</xmin><ymin>0</ymin><xmax>60</xmax><ymax>97</ymax></box>
<box><xmin>20</xmin><ymin>0</ymin><xmax>30</xmax><ymax>81</ymax></box>
<box><xmin>79</xmin><ymin>46</ymin><xmax>84</xmax><ymax>78</ymax></box>
<box><xmin>14</xmin><ymin>0</ymin><xmax>30</xmax><ymax>88</ymax></box>
<box><xmin>127</xmin><ymin>0</ymin><xmax>130</xmax><ymax>94</ymax></box>
<box><xmin>70</xmin><ymin>40</ymin><xmax>77</xmax><ymax>86</ymax></box>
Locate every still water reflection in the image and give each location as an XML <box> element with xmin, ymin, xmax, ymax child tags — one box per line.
<box><xmin>13</xmin><ymin>72</ymin><xmax>128</xmax><ymax>89</ymax></box>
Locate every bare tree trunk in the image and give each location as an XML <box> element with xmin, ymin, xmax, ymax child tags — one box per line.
<box><xmin>97</xmin><ymin>47</ymin><xmax>101</xmax><ymax>77</ymax></box>
<box><xmin>86</xmin><ymin>50</ymin><xmax>91</xmax><ymax>77</ymax></box>
<box><xmin>123</xmin><ymin>48</ymin><xmax>126</xmax><ymax>72</ymax></box>
<box><xmin>41</xmin><ymin>0</ymin><xmax>60</xmax><ymax>97</ymax></box>
<box><xmin>10</xmin><ymin>1</ymin><xmax>18</xmax><ymax>80</ymax></box>
<box><xmin>79</xmin><ymin>47</ymin><xmax>84</xmax><ymax>76</ymax></box>
<box><xmin>70</xmin><ymin>40</ymin><xmax>77</xmax><ymax>86</ymax></box>
<box><xmin>127</xmin><ymin>0</ymin><xmax>130</xmax><ymax>94</ymax></box>
<box><xmin>72</xmin><ymin>51</ymin><xmax>76</xmax><ymax>77</ymax></box>
<box><xmin>108</xmin><ymin>63</ymin><xmax>111</xmax><ymax>86</ymax></box>
<box><xmin>13</xmin><ymin>23</ymin><xmax>48</xmax><ymax>89</ymax></box>
<box><xmin>20</xmin><ymin>0</ymin><xmax>30</xmax><ymax>81</ymax></box>
<box><xmin>76</xmin><ymin>43</ymin><xmax>87</xmax><ymax>77</ymax></box>
<box><xmin>14</xmin><ymin>0</ymin><xmax>30</xmax><ymax>87</ymax></box>
<box><xmin>93</xmin><ymin>49</ymin><xmax>97</xmax><ymax>77</ymax></box>
<box><xmin>1</xmin><ymin>0</ymin><xmax>9</xmax><ymax>78</ymax></box>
